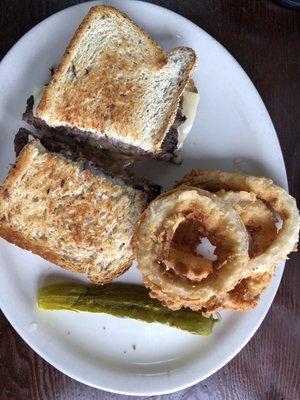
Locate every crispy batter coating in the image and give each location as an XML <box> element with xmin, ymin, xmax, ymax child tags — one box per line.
<box><xmin>179</xmin><ymin>170</ymin><xmax>299</xmax><ymax>312</ymax></box>
<box><xmin>133</xmin><ymin>186</ymin><xmax>249</xmax><ymax>310</ymax></box>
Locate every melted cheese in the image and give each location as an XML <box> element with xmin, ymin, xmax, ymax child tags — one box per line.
<box><xmin>177</xmin><ymin>91</ymin><xmax>199</xmax><ymax>148</ymax></box>
<box><xmin>32</xmin><ymin>85</ymin><xmax>46</xmax><ymax>116</ymax></box>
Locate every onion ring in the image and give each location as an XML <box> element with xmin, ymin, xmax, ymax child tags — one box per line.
<box><xmin>178</xmin><ymin>170</ymin><xmax>300</xmax><ymax>275</ymax></box>
<box><xmin>162</xmin><ymin>247</ymin><xmax>213</xmax><ymax>282</ymax></box>
<box><xmin>217</xmin><ymin>190</ymin><xmax>277</xmax><ymax>258</ymax></box>
<box><xmin>204</xmin><ymin>272</ymin><xmax>273</xmax><ymax>312</ymax></box>
<box><xmin>133</xmin><ymin>186</ymin><xmax>249</xmax><ymax>310</ymax></box>
<box><xmin>206</xmin><ymin>190</ymin><xmax>277</xmax><ymax>311</ymax></box>
<box><xmin>164</xmin><ymin>214</ymin><xmax>214</xmax><ymax>281</ymax></box>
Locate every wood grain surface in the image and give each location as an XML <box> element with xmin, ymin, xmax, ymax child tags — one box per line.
<box><xmin>0</xmin><ymin>1</ymin><xmax>299</xmax><ymax>399</ymax></box>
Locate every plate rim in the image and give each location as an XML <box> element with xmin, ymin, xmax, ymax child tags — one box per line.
<box><xmin>0</xmin><ymin>0</ymin><xmax>287</xmax><ymax>395</ymax></box>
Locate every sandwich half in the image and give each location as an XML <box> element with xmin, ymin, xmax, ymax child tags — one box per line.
<box><xmin>0</xmin><ymin>134</ymin><xmax>159</xmax><ymax>283</ymax></box>
<box><xmin>23</xmin><ymin>6</ymin><xmax>199</xmax><ymax>163</ymax></box>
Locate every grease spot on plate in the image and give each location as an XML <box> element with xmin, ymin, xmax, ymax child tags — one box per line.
<box><xmin>28</xmin><ymin>322</ymin><xmax>38</xmax><ymax>332</ymax></box>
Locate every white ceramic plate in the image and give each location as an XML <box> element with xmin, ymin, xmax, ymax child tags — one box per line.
<box><xmin>0</xmin><ymin>0</ymin><xmax>287</xmax><ymax>396</ymax></box>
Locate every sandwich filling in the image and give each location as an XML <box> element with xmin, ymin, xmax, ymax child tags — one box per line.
<box><xmin>14</xmin><ymin>128</ymin><xmax>161</xmax><ymax>203</ymax></box>
<box><xmin>25</xmin><ymin>82</ymin><xmax>199</xmax><ymax>164</ymax></box>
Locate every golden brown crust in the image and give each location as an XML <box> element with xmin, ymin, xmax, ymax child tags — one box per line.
<box><xmin>1</xmin><ymin>141</ymin><xmax>35</xmax><ymax>188</ymax></box>
<box><xmin>0</xmin><ymin>224</ymin><xmax>87</xmax><ymax>274</ymax></box>
<box><xmin>177</xmin><ymin>169</ymin><xmax>300</xmax><ymax>313</ymax></box>
<box><xmin>178</xmin><ymin>169</ymin><xmax>300</xmax><ymax>273</ymax></box>
<box><xmin>37</xmin><ymin>6</ymin><xmax>165</xmax><ymax>131</ymax></box>
<box><xmin>0</xmin><ymin>222</ymin><xmax>134</xmax><ymax>280</ymax></box>
<box><xmin>36</xmin><ymin>6</ymin><xmax>196</xmax><ymax>156</ymax></box>
<box><xmin>0</xmin><ymin>141</ymin><xmax>148</xmax><ymax>283</ymax></box>
<box><xmin>0</xmin><ymin>146</ymin><xmax>89</xmax><ymax>275</ymax></box>
<box><xmin>133</xmin><ymin>186</ymin><xmax>249</xmax><ymax>311</ymax></box>
<box><xmin>88</xmin><ymin>258</ymin><xmax>133</xmax><ymax>285</ymax></box>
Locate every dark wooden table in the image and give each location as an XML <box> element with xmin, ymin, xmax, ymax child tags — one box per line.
<box><xmin>0</xmin><ymin>1</ymin><xmax>299</xmax><ymax>399</ymax></box>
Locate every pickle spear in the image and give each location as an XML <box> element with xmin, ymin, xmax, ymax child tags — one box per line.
<box><xmin>38</xmin><ymin>283</ymin><xmax>218</xmax><ymax>335</ymax></box>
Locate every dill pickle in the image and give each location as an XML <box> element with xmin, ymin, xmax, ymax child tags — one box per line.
<box><xmin>38</xmin><ymin>283</ymin><xmax>218</xmax><ymax>335</ymax></box>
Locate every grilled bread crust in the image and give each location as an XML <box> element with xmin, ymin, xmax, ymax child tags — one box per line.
<box><xmin>36</xmin><ymin>6</ymin><xmax>196</xmax><ymax>158</ymax></box>
<box><xmin>0</xmin><ymin>140</ymin><xmax>150</xmax><ymax>283</ymax></box>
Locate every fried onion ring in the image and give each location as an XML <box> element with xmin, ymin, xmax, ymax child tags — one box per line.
<box><xmin>133</xmin><ymin>186</ymin><xmax>249</xmax><ymax>310</ymax></box>
<box><xmin>178</xmin><ymin>170</ymin><xmax>300</xmax><ymax>274</ymax></box>
<box><xmin>162</xmin><ymin>247</ymin><xmax>213</xmax><ymax>282</ymax></box>
<box><xmin>217</xmin><ymin>190</ymin><xmax>277</xmax><ymax>258</ymax></box>
<box><xmin>206</xmin><ymin>190</ymin><xmax>277</xmax><ymax>311</ymax></box>
<box><xmin>204</xmin><ymin>272</ymin><xmax>273</xmax><ymax>312</ymax></box>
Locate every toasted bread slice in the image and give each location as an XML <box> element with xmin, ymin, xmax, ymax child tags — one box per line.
<box><xmin>34</xmin><ymin>6</ymin><xmax>197</xmax><ymax>161</ymax></box>
<box><xmin>0</xmin><ymin>140</ymin><xmax>154</xmax><ymax>283</ymax></box>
